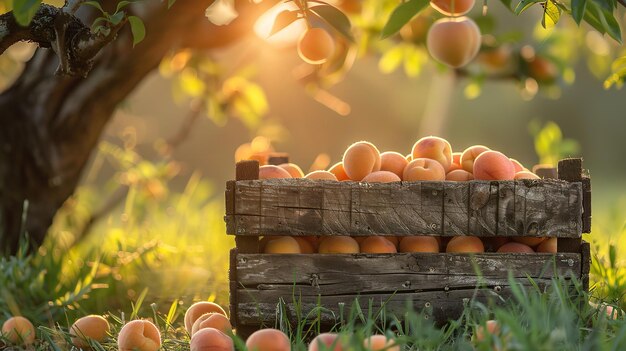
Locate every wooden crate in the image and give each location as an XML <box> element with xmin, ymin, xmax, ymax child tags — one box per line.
<box><xmin>225</xmin><ymin>157</ymin><xmax>591</xmax><ymax>336</ymax></box>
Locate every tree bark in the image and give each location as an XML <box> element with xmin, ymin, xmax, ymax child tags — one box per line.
<box><xmin>0</xmin><ymin>0</ymin><xmax>271</xmax><ymax>254</ymax></box>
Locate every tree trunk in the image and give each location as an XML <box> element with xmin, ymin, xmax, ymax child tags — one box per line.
<box><xmin>0</xmin><ymin>0</ymin><xmax>269</xmax><ymax>254</ymax></box>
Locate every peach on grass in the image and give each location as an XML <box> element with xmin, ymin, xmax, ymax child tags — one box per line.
<box><xmin>514</xmin><ymin>171</ymin><xmax>540</xmax><ymax>180</ymax></box>
<box><xmin>117</xmin><ymin>320</ymin><xmax>161</xmax><ymax>351</ymax></box>
<box><xmin>308</xmin><ymin>332</ymin><xmax>344</xmax><ymax>351</ymax></box>
<box><xmin>430</xmin><ymin>0</ymin><xmax>475</xmax><ymax>16</ymax></box>
<box><xmin>460</xmin><ymin>145</ymin><xmax>490</xmax><ymax>173</ymax></box>
<box><xmin>245</xmin><ymin>328</ymin><xmax>290</xmax><ymax>351</ymax></box>
<box><xmin>497</xmin><ymin>242</ymin><xmax>534</xmax><ymax>253</ymax></box>
<box><xmin>411</xmin><ymin>136</ymin><xmax>453</xmax><ymax>172</ymax></box>
<box><xmin>184</xmin><ymin>302</ymin><xmax>227</xmax><ymax>333</ymax></box>
<box><xmin>362</xmin><ymin>171</ymin><xmax>401</xmax><ymax>183</ymax></box>
<box><xmin>427</xmin><ymin>17</ymin><xmax>481</xmax><ymax>68</ymax></box>
<box><xmin>473</xmin><ymin>151</ymin><xmax>516</xmax><ymax>180</ymax></box>
<box><xmin>264</xmin><ymin>236</ymin><xmax>302</xmax><ymax>254</ymax></box>
<box><xmin>475</xmin><ymin>320</ymin><xmax>500</xmax><ymax>342</ymax></box>
<box><xmin>380</xmin><ymin>152</ymin><xmax>409</xmax><ymax>179</ymax></box>
<box><xmin>191</xmin><ymin>313</ymin><xmax>232</xmax><ymax>336</ymax></box>
<box><xmin>318</xmin><ymin>236</ymin><xmax>360</xmax><ymax>253</ymax></box>
<box><xmin>328</xmin><ymin>162</ymin><xmax>350</xmax><ymax>181</ymax></box>
<box><xmin>342</xmin><ymin>141</ymin><xmax>381</xmax><ymax>181</ymax></box>
<box><xmin>279</xmin><ymin>163</ymin><xmax>304</xmax><ymax>178</ymax></box>
<box><xmin>446</xmin><ymin>236</ymin><xmax>484</xmax><ymax>253</ymax></box>
<box><xmin>363</xmin><ymin>334</ymin><xmax>400</xmax><ymax>351</ymax></box>
<box><xmin>399</xmin><ymin>236</ymin><xmax>439</xmax><ymax>253</ymax></box>
<box><xmin>403</xmin><ymin>158</ymin><xmax>446</xmax><ymax>181</ymax></box>
<box><xmin>511</xmin><ymin>236</ymin><xmax>546</xmax><ymax>248</ymax></box>
<box><xmin>298</xmin><ymin>28</ymin><xmax>336</xmax><ymax>65</ymax></box>
<box><xmin>190</xmin><ymin>328</ymin><xmax>234</xmax><ymax>351</ymax></box>
<box><xmin>536</xmin><ymin>237</ymin><xmax>557</xmax><ymax>253</ymax></box>
<box><xmin>71</xmin><ymin>315</ymin><xmax>110</xmax><ymax>348</ymax></box>
<box><xmin>293</xmin><ymin>236</ymin><xmax>316</xmax><ymax>253</ymax></box>
<box><xmin>360</xmin><ymin>236</ymin><xmax>398</xmax><ymax>253</ymax></box>
<box><xmin>259</xmin><ymin>165</ymin><xmax>292</xmax><ymax>179</ymax></box>
<box><xmin>305</xmin><ymin>170</ymin><xmax>338</xmax><ymax>180</ymax></box>
<box><xmin>2</xmin><ymin>316</ymin><xmax>35</xmax><ymax>345</ymax></box>
<box><xmin>446</xmin><ymin>169</ymin><xmax>474</xmax><ymax>181</ymax></box>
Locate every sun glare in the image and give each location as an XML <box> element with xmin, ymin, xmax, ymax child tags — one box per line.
<box><xmin>254</xmin><ymin>3</ymin><xmax>307</xmax><ymax>47</ymax></box>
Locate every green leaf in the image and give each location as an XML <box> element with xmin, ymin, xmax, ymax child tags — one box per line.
<box><xmin>572</xmin><ymin>0</ymin><xmax>587</xmax><ymax>24</ymax></box>
<box><xmin>585</xmin><ymin>1</ymin><xmax>622</xmax><ymax>43</ymax></box>
<box><xmin>308</xmin><ymin>4</ymin><xmax>354</xmax><ymax>42</ymax></box>
<box><xmin>12</xmin><ymin>0</ymin><xmax>42</xmax><ymax>26</ymax></box>
<box><xmin>380</xmin><ymin>0</ymin><xmax>429</xmax><ymax>39</ymax></box>
<box><xmin>541</xmin><ymin>0</ymin><xmax>561</xmax><ymax>29</ymax></box>
<box><xmin>513</xmin><ymin>0</ymin><xmax>541</xmax><ymax>15</ymax></box>
<box><xmin>270</xmin><ymin>10</ymin><xmax>299</xmax><ymax>36</ymax></box>
<box><xmin>116</xmin><ymin>0</ymin><xmax>138</xmax><ymax>13</ymax></box>
<box><xmin>109</xmin><ymin>11</ymin><xmax>125</xmax><ymax>25</ymax></box>
<box><xmin>499</xmin><ymin>0</ymin><xmax>514</xmax><ymax>11</ymax></box>
<box><xmin>128</xmin><ymin>15</ymin><xmax>146</xmax><ymax>46</ymax></box>
<box><xmin>84</xmin><ymin>1</ymin><xmax>105</xmax><ymax>14</ymax></box>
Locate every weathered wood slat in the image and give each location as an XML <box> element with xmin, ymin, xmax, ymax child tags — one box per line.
<box><xmin>226</xmin><ymin>179</ymin><xmax>582</xmax><ymax>237</ymax></box>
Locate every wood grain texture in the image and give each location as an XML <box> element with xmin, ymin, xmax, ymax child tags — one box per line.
<box><xmin>235</xmin><ymin>160</ymin><xmax>260</xmax><ymax>253</ymax></box>
<box><xmin>557</xmin><ymin>159</ymin><xmax>584</xmax><ymax>252</ymax></box>
<box><xmin>225</xmin><ymin>179</ymin><xmax>582</xmax><ymax>237</ymax></box>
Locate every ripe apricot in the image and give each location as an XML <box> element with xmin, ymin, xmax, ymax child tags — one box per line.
<box><xmin>279</xmin><ymin>163</ymin><xmax>304</xmax><ymax>178</ymax></box>
<box><xmin>184</xmin><ymin>302</ymin><xmax>227</xmax><ymax>333</ymax></box>
<box><xmin>460</xmin><ymin>145</ymin><xmax>490</xmax><ymax>173</ymax></box>
<box><xmin>293</xmin><ymin>236</ymin><xmax>316</xmax><ymax>253</ymax></box>
<box><xmin>305</xmin><ymin>170</ymin><xmax>338</xmax><ymax>180</ymax></box>
<box><xmin>510</xmin><ymin>236</ymin><xmax>546</xmax><ymax>248</ymax></box>
<box><xmin>478</xmin><ymin>46</ymin><xmax>513</xmax><ymax>73</ymax></box>
<box><xmin>328</xmin><ymin>162</ymin><xmax>350</xmax><ymax>181</ymax></box>
<box><xmin>2</xmin><ymin>316</ymin><xmax>35</xmax><ymax>345</ymax></box>
<box><xmin>380</xmin><ymin>152</ymin><xmax>409</xmax><ymax>179</ymax></box>
<box><xmin>411</xmin><ymin>136</ymin><xmax>453</xmax><ymax>172</ymax></box>
<box><xmin>191</xmin><ymin>313</ymin><xmax>232</xmax><ymax>336</ymax></box>
<box><xmin>536</xmin><ymin>237</ymin><xmax>557</xmax><ymax>253</ymax></box>
<box><xmin>514</xmin><ymin>171</ymin><xmax>540</xmax><ymax>180</ymax></box>
<box><xmin>363</xmin><ymin>335</ymin><xmax>399</xmax><ymax>351</ymax></box>
<box><xmin>475</xmin><ymin>320</ymin><xmax>500</xmax><ymax>342</ymax></box>
<box><xmin>427</xmin><ymin>17</ymin><xmax>481</xmax><ymax>68</ymax></box>
<box><xmin>385</xmin><ymin>236</ymin><xmax>400</xmax><ymax>247</ymax></box>
<box><xmin>360</xmin><ymin>236</ymin><xmax>398</xmax><ymax>253</ymax></box>
<box><xmin>343</xmin><ymin>141</ymin><xmax>381</xmax><ymax>181</ymax></box>
<box><xmin>403</xmin><ymin>158</ymin><xmax>446</xmax><ymax>181</ymax></box>
<box><xmin>245</xmin><ymin>328</ymin><xmax>290</xmax><ymax>351</ymax></box>
<box><xmin>399</xmin><ymin>236</ymin><xmax>439</xmax><ymax>253</ymax></box>
<box><xmin>259</xmin><ymin>165</ymin><xmax>292</xmax><ymax>179</ymax></box>
<box><xmin>264</xmin><ymin>236</ymin><xmax>302</xmax><ymax>254</ymax></box>
<box><xmin>509</xmin><ymin>159</ymin><xmax>525</xmax><ymax>173</ymax></box>
<box><xmin>497</xmin><ymin>242</ymin><xmax>534</xmax><ymax>253</ymax></box>
<box><xmin>71</xmin><ymin>315</ymin><xmax>110</xmax><ymax>348</ymax></box>
<box><xmin>190</xmin><ymin>327</ymin><xmax>234</xmax><ymax>351</ymax></box>
<box><xmin>117</xmin><ymin>320</ymin><xmax>161</xmax><ymax>351</ymax></box>
<box><xmin>362</xmin><ymin>171</ymin><xmax>401</xmax><ymax>183</ymax></box>
<box><xmin>473</xmin><ymin>151</ymin><xmax>516</xmax><ymax>180</ymax></box>
<box><xmin>405</xmin><ymin>154</ymin><xmax>413</xmax><ymax>161</ymax></box>
<box><xmin>449</xmin><ymin>152</ymin><xmax>462</xmax><ymax>171</ymax></box>
<box><xmin>318</xmin><ymin>236</ymin><xmax>360</xmax><ymax>253</ymax></box>
<box><xmin>298</xmin><ymin>28</ymin><xmax>336</xmax><ymax>65</ymax></box>
<box><xmin>446</xmin><ymin>236</ymin><xmax>484</xmax><ymax>253</ymax></box>
<box><xmin>446</xmin><ymin>169</ymin><xmax>474</xmax><ymax>181</ymax></box>
<box><xmin>308</xmin><ymin>333</ymin><xmax>344</xmax><ymax>351</ymax></box>
<box><xmin>430</xmin><ymin>0</ymin><xmax>475</xmax><ymax>16</ymax></box>
<box><xmin>482</xmin><ymin>237</ymin><xmax>510</xmax><ymax>252</ymax></box>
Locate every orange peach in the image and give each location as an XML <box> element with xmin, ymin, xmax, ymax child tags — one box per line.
<box><xmin>191</xmin><ymin>313</ymin><xmax>232</xmax><ymax>336</ymax></box>
<box><xmin>328</xmin><ymin>162</ymin><xmax>350</xmax><ymax>181</ymax></box>
<box><xmin>482</xmin><ymin>237</ymin><xmax>510</xmax><ymax>252</ymax></box>
<box><xmin>318</xmin><ymin>236</ymin><xmax>360</xmax><ymax>253</ymax></box>
<box><xmin>449</xmin><ymin>152</ymin><xmax>462</xmax><ymax>171</ymax></box>
<box><xmin>514</xmin><ymin>171</ymin><xmax>540</xmax><ymax>180</ymax></box>
<box><xmin>342</xmin><ymin>141</ymin><xmax>381</xmax><ymax>181</ymax></box>
<box><xmin>259</xmin><ymin>165</ymin><xmax>292</xmax><ymax>179</ymax></box>
<box><xmin>305</xmin><ymin>170</ymin><xmax>338</xmax><ymax>181</ymax></box>
<box><xmin>279</xmin><ymin>163</ymin><xmax>304</xmax><ymax>178</ymax></box>
<box><xmin>446</xmin><ymin>236</ymin><xmax>484</xmax><ymax>253</ymax></box>
<box><xmin>511</xmin><ymin>236</ymin><xmax>546</xmax><ymax>248</ymax></box>
<box><xmin>184</xmin><ymin>302</ymin><xmax>227</xmax><ymax>333</ymax></box>
<box><xmin>475</xmin><ymin>320</ymin><xmax>500</xmax><ymax>342</ymax></box>
<box><xmin>405</xmin><ymin>154</ymin><xmax>413</xmax><ymax>162</ymax></box>
<box><xmin>411</xmin><ymin>136</ymin><xmax>453</xmax><ymax>172</ymax></box>
<box><xmin>460</xmin><ymin>145</ymin><xmax>490</xmax><ymax>173</ymax></box>
<box><xmin>380</xmin><ymin>152</ymin><xmax>409</xmax><ymax>179</ymax></box>
<box><xmin>264</xmin><ymin>236</ymin><xmax>302</xmax><ymax>254</ymax></box>
<box><xmin>245</xmin><ymin>328</ymin><xmax>290</xmax><ymax>351</ymax></box>
<box><xmin>298</xmin><ymin>28</ymin><xmax>336</xmax><ymax>65</ymax></box>
<box><xmin>190</xmin><ymin>328</ymin><xmax>234</xmax><ymax>351</ymax></box>
<box><xmin>473</xmin><ymin>151</ymin><xmax>516</xmax><ymax>180</ymax></box>
<box><xmin>362</xmin><ymin>171</ymin><xmax>401</xmax><ymax>183</ymax></box>
<box><xmin>363</xmin><ymin>334</ymin><xmax>400</xmax><ymax>351</ymax></box>
<box><xmin>293</xmin><ymin>236</ymin><xmax>316</xmax><ymax>253</ymax></box>
<box><xmin>536</xmin><ymin>237</ymin><xmax>557</xmax><ymax>253</ymax></box>
<box><xmin>510</xmin><ymin>159</ymin><xmax>525</xmax><ymax>173</ymax></box>
<box><xmin>528</xmin><ymin>56</ymin><xmax>558</xmax><ymax>83</ymax></box>
<box><xmin>399</xmin><ymin>236</ymin><xmax>440</xmax><ymax>253</ymax></box>
<box><xmin>117</xmin><ymin>320</ymin><xmax>161</xmax><ymax>351</ymax></box>
<box><xmin>497</xmin><ymin>242</ymin><xmax>534</xmax><ymax>253</ymax></box>
<box><xmin>446</xmin><ymin>169</ymin><xmax>474</xmax><ymax>181</ymax></box>
<box><xmin>430</xmin><ymin>0</ymin><xmax>475</xmax><ymax>16</ymax></box>
<box><xmin>360</xmin><ymin>236</ymin><xmax>398</xmax><ymax>253</ymax></box>
<box><xmin>427</xmin><ymin>17</ymin><xmax>481</xmax><ymax>68</ymax></box>
<box><xmin>403</xmin><ymin>158</ymin><xmax>446</xmax><ymax>181</ymax></box>
<box><xmin>71</xmin><ymin>315</ymin><xmax>110</xmax><ymax>348</ymax></box>
<box><xmin>302</xmin><ymin>235</ymin><xmax>320</xmax><ymax>250</ymax></box>
<box><xmin>385</xmin><ymin>236</ymin><xmax>400</xmax><ymax>247</ymax></box>
<box><xmin>2</xmin><ymin>316</ymin><xmax>35</xmax><ymax>345</ymax></box>
<box><xmin>308</xmin><ymin>333</ymin><xmax>344</xmax><ymax>351</ymax></box>
<box><xmin>352</xmin><ymin>236</ymin><xmax>367</xmax><ymax>245</ymax></box>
